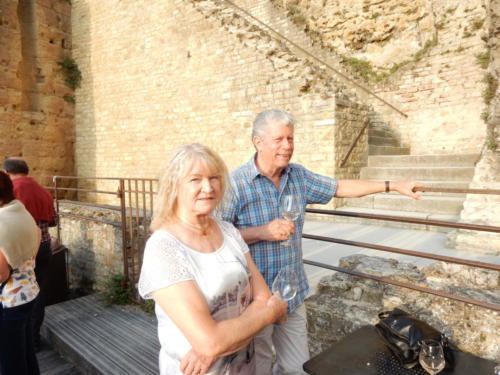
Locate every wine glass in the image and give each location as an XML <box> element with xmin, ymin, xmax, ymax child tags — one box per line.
<box><xmin>419</xmin><ymin>339</ymin><xmax>445</xmax><ymax>375</ymax></box>
<box><xmin>280</xmin><ymin>194</ymin><xmax>301</xmax><ymax>246</ymax></box>
<box><xmin>271</xmin><ymin>265</ymin><xmax>298</xmax><ymax>301</ymax></box>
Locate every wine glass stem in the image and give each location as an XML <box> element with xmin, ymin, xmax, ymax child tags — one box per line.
<box><xmin>282</xmin><ymin>219</ymin><xmax>293</xmax><ymax>247</ymax></box>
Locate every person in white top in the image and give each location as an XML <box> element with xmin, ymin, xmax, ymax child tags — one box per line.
<box><xmin>0</xmin><ymin>170</ymin><xmax>40</xmax><ymax>375</ymax></box>
<box><xmin>138</xmin><ymin>143</ymin><xmax>287</xmax><ymax>375</ymax></box>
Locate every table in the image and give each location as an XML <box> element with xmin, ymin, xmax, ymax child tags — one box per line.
<box><xmin>303</xmin><ymin>325</ymin><xmax>497</xmax><ymax>375</ymax></box>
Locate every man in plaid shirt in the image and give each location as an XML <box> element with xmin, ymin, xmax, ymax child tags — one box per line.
<box><xmin>221</xmin><ymin>109</ymin><xmax>422</xmax><ymax>375</ymax></box>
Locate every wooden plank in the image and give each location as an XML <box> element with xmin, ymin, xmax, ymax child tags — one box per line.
<box><xmin>38</xmin><ymin>348</ymin><xmax>81</xmax><ymax>375</ymax></box>
<box><xmin>43</xmin><ymin>294</ymin><xmax>160</xmax><ymax>375</ymax></box>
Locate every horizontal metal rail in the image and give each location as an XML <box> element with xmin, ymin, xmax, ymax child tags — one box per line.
<box><xmin>49</xmin><ymin>176</ymin><xmax>122</xmax><ymax>181</ymax></box>
<box><xmin>45</xmin><ymin>186</ymin><xmax>118</xmax><ymax>196</ymax></box>
<box><xmin>55</xmin><ymin>200</ymin><xmax>122</xmax><ymax>211</ymax></box>
<box><xmin>305</xmin><ymin>208</ymin><xmax>500</xmax><ymax>233</ymax></box>
<box><xmin>303</xmin><ymin>259</ymin><xmax>500</xmax><ymax>312</ymax></box>
<box><xmin>415</xmin><ymin>186</ymin><xmax>500</xmax><ymax>195</ymax></box>
<box><xmin>58</xmin><ymin>212</ymin><xmax>121</xmax><ymax>227</ymax></box>
<box><xmin>121</xmin><ymin>189</ymin><xmax>156</xmax><ymax>195</ymax></box>
<box><xmin>302</xmin><ymin>233</ymin><xmax>500</xmax><ymax>271</ymax></box>
<box><xmin>49</xmin><ymin>176</ymin><xmax>157</xmax><ymax>182</ymax></box>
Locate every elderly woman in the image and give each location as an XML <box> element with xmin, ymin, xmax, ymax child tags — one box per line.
<box><xmin>138</xmin><ymin>144</ymin><xmax>287</xmax><ymax>375</ymax></box>
<box><xmin>0</xmin><ymin>171</ymin><xmax>40</xmax><ymax>375</ymax></box>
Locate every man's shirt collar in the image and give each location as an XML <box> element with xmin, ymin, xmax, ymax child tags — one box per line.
<box><xmin>246</xmin><ymin>154</ymin><xmax>291</xmax><ymax>181</ymax></box>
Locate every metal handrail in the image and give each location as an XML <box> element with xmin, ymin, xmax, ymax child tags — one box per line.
<box><xmin>340</xmin><ymin>120</ymin><xmax>369</xmax><ymax>167</ymax></box>
<box><xmin>302</xmin><ymin>234</ymin><xmax>500</xmax><ymax>271</ymax></box>
<box><xmin>304</xmin><ymin>198</ymin><xmax>500</xmax><ymax>311</ymax></box>
<box><xmin>414</xmin><ymin>186</ymin><xmax>500</xmax><ymax>195</ymax></box>
<box><xmin>306</xmin><ymin>208</ymin><xmax>500</xmax><ymax>233</ymax></box>
<box><xmin>49</xmin><ymin>176</ymin><xmax>499</xmax><ymax>310</ymax></box>
<box><xmin>303</xmin><ymin>260</ymin><xmax>500</xmax><ymax>312</ymax></box>
<box><xmin>222</xmin><ymin>0</ymin><xmax>407</xmax><ymax>117</ymax></box>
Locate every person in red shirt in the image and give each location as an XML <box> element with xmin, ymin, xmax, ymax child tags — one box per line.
<box><xmin>2</xmin><ymin>158</ymin><xmax>56</xmax><ymax>352</ymax></box>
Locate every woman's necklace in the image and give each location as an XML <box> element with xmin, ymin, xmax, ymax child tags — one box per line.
<box><xmin>177</xmin><ymin>216</ymin><xmax>210</xmax><ymax>236</ymax></box>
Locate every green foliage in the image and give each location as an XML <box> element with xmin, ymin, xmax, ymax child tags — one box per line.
<box><xmin>101</xmin><ymin>274</ymin><xmax>134</xmax><ymax>306</ymax></box>
<box><xmin>404</xmin><ymin>7</ymin><xmax>418</xmax><ymax>15</ymax></box>
<box><xmin>414</xmin><ymin>38</ymin><xmax>437</xmax><ymax>62</ymax></box>
<box><xmin>471</xmin><ymin>18</ymin><xmax>485</xmax><ymax>31</ymax></box>
<box><xmin>141</xmin><ymin>299</ymin><xmax>155</xmax><ymax>315</ymax></box>
<box><xmin>482</xmin><ymin>73</ymin><xmax>498</xmax><ymax>105</ymax></box>
<box><xmin>342</xmin><ymin>57</ymin><xmax>378</xmax><ymax>83</ymax></box>
<box><xmin>57</xmin><ymin>57</ymin><xmax>82</xmax><ymax>90</ymax></box>
<box><xmin>475</xmin><ymin>51</ymin><xmax>490</xmax><ymax>69</ymax></box>
<box><xmin>389</xmin><ymin>60</ymin><xmax>410</xmax><ymax>74</ymax></box>
<box><xmin>480</xmin><ymin>110</ymin><xmax>489</xmax><ymax>122</ymax></box>
<box><xmin>287</xmin><ymin>5</ymin><xmax>307</xmax><ymax>26</ymax></box>
<box><xmin>63</xmin><ymin>94</ymin><xmax>75</xmax><ymax>104</ymax></box>
<box><xmin>463</xmin><ymin>30</ymin><xmax>472</xmax><ymax>38</ymax></box>
<box><xmin>292</xmin><ymin>13</ymin><xmax>307</xmax><ymax>25</ymax></box>
<box><xmin>487</xmin><ymin>138</ymin><xmax>498</xmax><ymax>150</ymax></box>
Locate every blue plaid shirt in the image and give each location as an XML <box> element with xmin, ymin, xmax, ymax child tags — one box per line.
<box><xmin>221</xmin><ymin>155</ymin><xmax>337</xmax><ymax>312</ymax></box>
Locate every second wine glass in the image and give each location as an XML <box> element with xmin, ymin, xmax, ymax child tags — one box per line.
<box><xmin>418</xmin><ymin>339</ymin><xmax>445</xmax><ymax>375</ymax></box>
<box><xmin>280</xmin><ymin>194</ymin><xmax>301</xmax><ymax>247</ymax></box>
<box><xmin>271</xmin><ymin>265</ymin><xmax>298</xmax><ymax>301</ymax></box>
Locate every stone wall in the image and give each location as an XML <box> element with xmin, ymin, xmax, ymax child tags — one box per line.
<box><xmin>51</xmin><ymin>201</ymin><xmax>123</xmax><ymax>292</ymax></box>
<box><xmin>270</xmin><ymin>0</ymin><xmax>488</xmax><ymax>154</ymax></box>
<box><xmin>306</xmin><ymin>255</ymin><xmax>500</xmax><ymax>362</ymax></box>
<box><xmin>448</xmin><ymin>0</ymin><xmax>500</xmax><ymax>255</ymax></box>
<box><xmin>71</xmin><ymin>0</ymin><xmax>369</xmax><ymax>206</ymax></box>
<box><xmin>0</xmin><ymin>0</ymin><xmax>75</xmax><ymax>182</ymax></box>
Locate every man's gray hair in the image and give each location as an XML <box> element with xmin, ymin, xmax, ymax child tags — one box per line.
<box><xmin>252</xmin><ymin>109</ymin><xmax>295</xmax><ymax>138</ymax></box>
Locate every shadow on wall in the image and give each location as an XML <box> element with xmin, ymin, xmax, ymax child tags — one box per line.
<box><xmin>73</xmin><ymin>0</ymin><xmax>97</xmax><ymax>199</ymax></box>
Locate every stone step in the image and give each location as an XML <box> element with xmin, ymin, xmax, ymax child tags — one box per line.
<box><xmin>368</xmin><ymin>128</ymin><xmax>396</xmax><ymax>138</ymax></box>
<box><xmin>368</xmin><ymin>135</ymin><xmax>400</xmax><ymax>147</ymax></box>
<box><xmin>306</xmin><ymin>207</ymin><xmax>459</xmax><ymax>233</ymax></box>
<box><xmin>341</xmin><ymin>193</ymin><xmax>465</xmax><ymax>215</ymax></box>
<box><xmin>368</xmin><ymin>145</ymin><xmax>410</xmax><ymax>155</ymax></box>
<box><xmin>367</xmin><ymin>154</ymin><xmax>480</xmax><ymax>167</ymax></box>
<box><xmin>360</xmin><ymin>166</ymin><xmax>475</xmax><ymax>181</ymax></box>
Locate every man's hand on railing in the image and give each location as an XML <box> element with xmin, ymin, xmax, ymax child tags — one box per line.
<box><xmin>391</xmin><ymin>180</ymin><xmax>424</xmax><ymax>200</ymax></box>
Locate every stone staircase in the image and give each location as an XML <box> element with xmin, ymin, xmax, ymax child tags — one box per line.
<box><xmin>368</xmin><ymin>124</ymin><xmax>410</xmax><ymax>156</ymax></box>
<box><xmin>336</xmin><ymin>153</ymin><xmax>480</xmax><ymax>232</ymax></box>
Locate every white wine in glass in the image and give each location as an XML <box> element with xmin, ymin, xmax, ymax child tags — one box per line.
<box><xmin>419</xmin><ymin>339</ymin><xmax>445</xmax><ymax>375</ymax></box>
<box><xmin>280</xmin><ymin>194</ymin><xmax>301</xmax><ymax>246</ymax></box>
<box><xmin>271</xmin><ymin>265</ymin><xmax>298</xmax><ymax>301</ymax></box>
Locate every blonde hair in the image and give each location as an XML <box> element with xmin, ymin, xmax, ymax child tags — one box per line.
<box><xmin>150</xmin><ymin>143</ymin><xmax>229</xmax><ymax>231</ymax></box>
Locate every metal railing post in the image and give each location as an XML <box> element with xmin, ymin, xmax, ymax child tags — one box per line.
<box><xmin>118</xmin><ymin>179</ymin><xmax>129</xmax><ymax>283</ymax></box>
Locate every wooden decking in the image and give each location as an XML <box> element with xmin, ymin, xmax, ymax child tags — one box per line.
<box><xmin>42</xmin><ymin>294</ymin><xmax>160</xmax><ymax>374</ymax></box>
<box><xmin>38</xmin><ymin>345</ymin><xmax>81</xmax><ymax>375</ymax></box>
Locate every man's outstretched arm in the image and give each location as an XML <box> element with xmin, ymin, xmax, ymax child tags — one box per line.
<box><xmin>335</xmin><ymin>180</ymin><xmax>423</xmax><ymax>200</ymax></box>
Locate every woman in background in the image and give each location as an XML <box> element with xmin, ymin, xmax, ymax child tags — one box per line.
<box><xmin>138</xmin><ymin>144</ymin><xmax>287</xmax><ymax>375</ymax></box>
<box><xmin>0</xmin><ymin>170</ymin><xmax>40</xmax><ymax>375</ymax></box>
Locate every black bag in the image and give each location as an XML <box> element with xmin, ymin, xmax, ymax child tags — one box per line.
<box><xmin>375</xmin><ymin>308</ymin><xmax>454</xmax><ymax>370</ymax></box>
